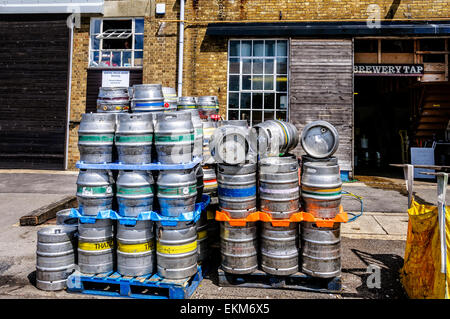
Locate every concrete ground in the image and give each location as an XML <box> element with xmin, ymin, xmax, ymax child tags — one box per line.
<box><xmin>0</xmin><ymin>169</ymin><xmax>448</xmax><ymax>299</ymax></box>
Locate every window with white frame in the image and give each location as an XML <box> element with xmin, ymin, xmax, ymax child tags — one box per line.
<box><xmin>227</xmin><ymin>40</ymin><xmax>289</xmax><ymax>126</ymax></box>
<box><xmin>89</xmin><ymin>18</ymin><xmax>144</xmax><ymax>68</ymax></box>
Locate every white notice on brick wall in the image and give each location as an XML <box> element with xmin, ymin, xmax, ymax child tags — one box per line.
<box><xmin>102</xmin><ymin>71</ymin><xmax>130</xmax><ymax>87</ymax></box>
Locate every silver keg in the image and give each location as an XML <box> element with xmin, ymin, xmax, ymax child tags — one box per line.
<box><xmin>196</xmin><ymin>211</ymin><xmax>209</xmax><ymax>263</ymax></box>
<box><xmin>36</xmin><ymin>226</ymin><xmax>77</xmax><ymax>291</ymax></box>
<box><xmin>301</xmin><ymin>161</ymin><xmax>342</xmax><ymax>218</ymax></box>
<box><xmin>202</xmin><ymin>121</ymin><xmax>218</xmax><ymax>164</ymax></box>
<box><xmin>259</xmin><ymin>156</ymin><xmax>300</xmax><ymax>218</ymax></box>
<box><xmin>97</xmin><ymin>87</ymin><xmax>130</xmax><ymax>113</ymax></box>
<box><xmin>77</xmin><ymin>219</ymin><xmax>115</xmax><ymax>274</ymax></box>
<box><xmin>220</xmin><ymin>222</ymin><xmax>258</xmax><ymax>274</ymax></box>
<box><xmin>162</xmin><ymin>87</ymin><xmax>178</xmax><ymax>112</ymax></box>
<box><xmin>56</xmin><ymin>208</ymin><xmax>79</xmax><ymax>227</ymax></box>
<box><xmin>115</xmin><ymin>113</ymin><xmax>154</xmax><ymax>164</ymax></box>
<box><xmin>156</xmin><ymin>221</ymin><xmax>198</xmax><ymax>279</ymax></box>
<box><xmin>197</xmin><ymin>96</ymin><xmax>219</xmax><ymax>120</ymax></box>
<box><xmin>217</xmin><ymin>163</ymin><xmax>257</xmax><ymax>218</ymax></box>
<box><xmin>117</xmin><ymin>221</ymin><xmax>155</xmax><ymax>276</ymax></box>
<box><xmin>157</xmin><ymin>168</ymin><xmax>197</xmax><ymax>217</ymax></box>
<box><xmin>78</xmin><ymin>113</ymin><xmax>116</xmax><ymax>163</ymax></box>
<box><xmin>178</xmin><ymin>109</ymin><xmax>203</xmax><ymax>159</ymax></box>
<box><xmin>131</xmin><ymin>84</ymin><xmax>165</xmax><ymax>113</ymax></box>
<box><xmin>202</xmin><ymin>164</ymin><xmax>218</xmax><ymax>199</ymax></box>
<box><xmin>154</xmin><ymin>112</ymin><xmax>194</xmax><ymax>164</ymax></box>
<box><xmin>300</xmin><ymin>120</ymin><xmax>339</xmax><ymax>159</ymax></box>
<box><xmin>194</xmin><ymin>164</ymin><xmax>204</xmax><ymax>204</ymax></box>
<box><xmin>76</xmin><ymin>169</ymin><xmax>114</xmax><ymax>216</ymax></box>
<box><xmin>301</xmin><ymin>222</ymin><xmax>341</xmax><ymax>278</ymax></box>
<box><xmin>116</xmin><ymin>170</ymin><xmax>154</xmax><ymax>217</ymax></box>
<box><xmin>210</xmin><ymin>122</ymin><xmax>253</xmax><ymax>165</ymax></box>
<box><xmin>261</xmin><ymin>223</ymin><xmax>299</xmax><ymax>276</ymax></box>
<box><xmin>250</xmin><ymin>120</ymin><xmax>299</xmax><ymax>158</ymax></box>
<box><xmin>177</xmin><ymin>96</ymin><xmax>197</xmax><ymax>110</ymax></box>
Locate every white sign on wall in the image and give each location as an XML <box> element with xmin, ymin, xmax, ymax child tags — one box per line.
<box><xmin>102</xmin><ymin>71</ymin><xmax>130</xmax><ymax>87</ymax></box>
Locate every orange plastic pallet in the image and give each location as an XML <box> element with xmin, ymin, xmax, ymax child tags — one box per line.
<box><xmin>215</xmin><ymin>205</ymin><xmax>348</xmax><ymax>228</ymax></box>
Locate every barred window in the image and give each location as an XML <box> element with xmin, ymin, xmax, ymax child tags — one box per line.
<box><xmin>89</xmin><ymin>18</ymin><xmax>144</xmax><ymax>68</ymax></box>
<box><xmin>227</xmin><ymin>39</ymin><xmax>289</xmax><ymax>126</ymax></box>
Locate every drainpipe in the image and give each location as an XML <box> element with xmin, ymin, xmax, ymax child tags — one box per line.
<box><xmin>65</xmin><ymin>15</ymin><xmax>75</xmax><ymax>170</ymax></box>
<box><xmin>177</xmin><ymin>0</ymin><xmax>185</xmax><ymax>97</ymax></box>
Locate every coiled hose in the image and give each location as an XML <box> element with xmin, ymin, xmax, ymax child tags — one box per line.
<box><xmin>341</xmin><ymin>190</ymin><xmax>364</xmax><ymax>222</ymax></box>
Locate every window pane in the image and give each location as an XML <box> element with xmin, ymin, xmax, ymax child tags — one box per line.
<box><xmin>252</xmin><ymin>93</ymin><xmax>263</xmax><ymax>109</ymax></box>
<box><xmin>277</xmin><ymin>41</ymin><xmax>287</xmax><ymax>56</ymax></box>
<box><xmin>241</xmin><ymin>41</ymin><xmax>252</xmax><ymax>56</ymax></box>
<box><xmin>276</xmin><ymin>111</ymin><xmax>287</xmax><ymax>121</ymax></box>
<box><xmin>228</xmin><ymin>109</ymin><xmax>239</xmax><ymax>120</ymax></box>
<box><xmin>134</xmin><ymin>51</ymin><xmax>143</xmax><ymax>66</ymax></box>
<box><xmin>276</xmin><ymin>93</ymin><xmax>288</xmax><ymax>109</ymax></box>
<box><xmin>276</xmin><ymin>57</ymin><xmax>287</xmax><ymax>74</ymax></box>
<box><xmin>240</xmin><ymin>93</ymin><xmax>251</xmax><ymax>109</ymax></box>
<box><xmin>228</xmin><ymin>93</ymin><xmax>239</xmax><ymax>108</ymax></box>
<box><xmin>264</xmin><ymin>75</ymin><xmax>273</xmax><ymax>90</ymax></box>
<box><xmin>264</xmin><ymin>111</ymin><xmax>274</xmax><ymax>121</ymax></box>
<box><xmin>265</xmin><ymin>40</ymin><xmax>275</xmax><ymax>56</ymax></box>
<box><xmin>229</xmin><ymin>58</ymin><xmax>240</xmax><ymax>74</ymax></box>
<box><xmin>91</xmin><ymin>36</ymin><xmax>100</xmax><ymax>50</ymax></box>
<box><xmin>240</xmin><ymin>110</ymin><xmax>251</xmax><ymax>126</ymax></box>
<box><xmin>135</xmin><ymin>35</ymin><xmax>144</xmax><ymax>50</ymax></box>
<box><xmin>135</xmin><ymin>18</ymin><xmax>144</xmax><ymax>34</ymax></box>
<box><xmin>253</xmin><ymin>41</ymin><xmax>264</xmax><ymax>56</ymax></box>
<box><xmin>112</xmin><ymin>51</ymin><xmax>122</xmax><ymax>67</ymax></box>
<box><xmin>229</xmin><ymin>75</ymin><xmax>240</xmax><ymax>91</ymax></box>
<box><xmin>264</xmin><ymin>93</ymin><xmax>275</xmax><ymax>109</ymax></box>
<box><xmin>276</xmin><ymin>76</ymin><xmax>287</xmax><ymax>91</ymax></box>
<box><xmin>92</xmin><ymin>19</ymin><xmax>101</xmax><ymax>34</ymax></box>
<box><xmin>242</xmin><ymin>59</ymin><xmax>251</xmax><ymax>74</ymax></box>
<box><xmin>123</xmin><ymin>51</ymin><xmax>132</xmax><ymax>67</ymax></box>
<box><xmin>100</xmin><ymin>51</ymin><xmax>112</xmax><ymax>67</ymax></box>
<box><xmin>242</xmin><ymin>75</ymin><xmax>252</xmax><ymax>90</ymax></box>
<box><xmin>90</xmin><ymin>51</ymin><xmax>100</xmax><ymax>66</ymax></box>
<box><xmin>253</xmin><ymin>59</ymin><xmax>263</xmax><ymax>74</ymax></box>
<box><xmin>230</xmin><ymin>41</ymin><xmax>240</xmax><ymax>56</ymax></box>
<box><xmin>265</xmin><ymin>59</ymin><xmax>274</xmax><ymax>74</ymax></box>
<box><xmin>253</xmin><ymin>111</ymin><xmax>263</xmax><ymax>125</ymax></box>
<box><xmin>252</xmin><ymin>75</ymin><xmax>263</xmax><ymax>90</ymax></box>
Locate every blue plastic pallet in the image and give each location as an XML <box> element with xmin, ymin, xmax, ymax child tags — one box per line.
<box><xmin>70</xmin><ymin>195</ymin><xmax>210</xmax><ymax>226</ymax></box>
<box><xmin>66</xmin><ymin>265</ymin><xmax>204</xmax><ymax>299</ymax></box>
<box><xmin>76</xmin><ymin>156</ymin><xmax>202</xmax><ymax>171</ymax></box>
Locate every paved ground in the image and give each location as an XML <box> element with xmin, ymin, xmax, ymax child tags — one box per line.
<box><xmin>0</xmin><ymin>169</ymin><xmax>448</xmax><ymax>299</ymax></box>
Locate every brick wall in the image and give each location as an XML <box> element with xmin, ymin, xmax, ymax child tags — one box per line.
<box><xmin>67</xmin><ymin>0</ymin><xmax>449</xmax><ymax>168</ymax></box>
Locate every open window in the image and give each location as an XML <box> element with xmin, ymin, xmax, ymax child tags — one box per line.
<box><xmin>89</xmin><ymin>18</ymin><xmax>144</xmax><ymax>68</ymax></box>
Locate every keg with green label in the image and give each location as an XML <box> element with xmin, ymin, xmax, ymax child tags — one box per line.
<box><xmin>116</xmin><ymin>170</ymin><xmax>154</xmax><ymax>217</ymax></box>
<box><xmin>157</xmin><ymin>168</ymin><xmax>197</xmax><ymax>217</ymax></box>
<box><xmin>76</xmin><ymin>169</ymin><xmax>114</xmax><ymax>216</ymax></box>
<box><xmin>78</xmin><ymin>113</ymin><xmax>116</xmax><ymax>163</ymax></box>
<box><xmin>117</xmin><ymin>221</ymin><xmax>155</xmax><ymax>276</ymax></box>
<box><xmin>178</xmin><ymin>109</ymin><xmax>203</xmax><ymax>159</ymax></box>
<box><xmin>115</xmin><ymin>113</ymin><xmax>154</xmax><ymax>164</ymax></box>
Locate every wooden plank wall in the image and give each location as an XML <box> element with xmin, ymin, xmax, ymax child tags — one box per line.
<box><xmin>289</xmin><ymin>39</ymin><xmax>354</xmax><ymax>173</ymax></box>
<box><xmin>0</xmin><ymin>14</ymin><xmax>69</xmax><ymax>169</ymax></box>
<box><xmin>85</xmin><ymin>69</ymin><xmax>143</xmax><ymax>113</ymax></box>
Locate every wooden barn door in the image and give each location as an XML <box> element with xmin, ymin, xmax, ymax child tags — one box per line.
<box><xmin>289</xmin><ymin>39</ymin><xmax>354</xmax><ymax>175</ymax></box>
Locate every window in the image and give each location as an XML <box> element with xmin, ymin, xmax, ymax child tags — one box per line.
<box><xmin>89</xmin><ymin>18</ymin><xmax>144</xmax><ymax>68</ymax></box>
<box><xmin>227</xmin><ymin>39</ymin><xmax>289</xmax><ymax>126</ymax></box>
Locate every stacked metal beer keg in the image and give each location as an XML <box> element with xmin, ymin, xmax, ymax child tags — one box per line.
<box><xmin>97</xmin><ymin>87</ymin><xmax>130</xmax><ymax>113</ymax></box>
<box><xmin>300</xmin><ymin>120</ymin><xmax>342</xmax><ymax>279</ymax></box>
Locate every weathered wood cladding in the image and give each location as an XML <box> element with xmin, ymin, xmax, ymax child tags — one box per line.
<box><xmin>289</xmin><ymin>39</ymin><xmax>354</xmax><ymax>173</ymax></box>
<box><xmin>0</xmin><ymin>14</ymin><xmax>70</xmax><ymax>169</ymax></box>
<box><xmin>85</xmin><ymin>69</ymin><xmax>143</xmax><ymax>113</ymax></box>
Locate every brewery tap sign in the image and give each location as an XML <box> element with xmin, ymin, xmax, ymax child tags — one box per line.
<box><xmin>102</xmin><ymin>71</ymin><xmax>130</xmax><ymax>87</ymax></box>
<box><xmin>354</xmin><ymin>64</ymin><xmax>424</xmax><ymax>76</ymax></box>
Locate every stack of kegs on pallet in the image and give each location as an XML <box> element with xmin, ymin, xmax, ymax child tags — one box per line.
<box><xmin>299</xmin><ymin>120</ymin><xmax>342</xmax><ymax>279</ymax></box>
<box><xmin>215</xmin><ymin>119</ymin><xmax>343</xmax><ymax>280</ymax></box>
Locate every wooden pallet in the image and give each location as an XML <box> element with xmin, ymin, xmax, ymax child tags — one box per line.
<box><xmin>218</xmin><ymin>268</ymin><xmax>342</xmax><ymax>294</ymax></box>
